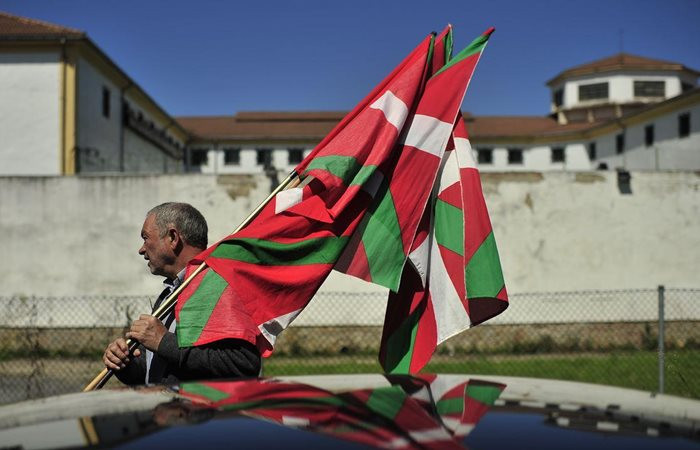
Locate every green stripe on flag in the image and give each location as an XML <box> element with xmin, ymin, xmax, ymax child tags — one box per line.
<box><xmin>434</xmin><ymin>199</ymin><xmax>464</xmax><ymax>256</ymax></box>
<box><xmin>465</xmin><ymin>231</ymin><xmax>504</xmax><ymax>298</ymax></box>
<box><xmin>384</xmin><ymin>305</ymin><xmax>421</xmax><ymax>373</ymax></box>
<box><xmin>303</xmin><ymin>155</ymin><xmax>361</xmax><ymax>185</ymax></box>
<box><xmin>350</xmin><ymin>165</ymin><xmax>379</xmax><ymax>189</ymax></box>
<box><xmin>212</xmin><ymin>237</ymin><xmax>349</xmax><ymax>266</ymax></box>
<box><xmin>436</xmin><ymin>396</ymin><xmax>465</xmax><ymax>415</ymax></box>
<box><xmin>360</xmin><ymin>179</ymin><xmax>405</xmax><ymax>290</ymax></box>
<box><xmin>434</xmin><ymin>31</ymin><xmax>490</xmax><ymax>77</ymax></box>
<box><xmin>181</xmin><ymin>382</ymin><xmax>230</xmax><ymax>402</ymax></box>
<box><xmin>466</xmin><ymin>384</ymin><xmax>503</xmax><ymax>405</ymax></box>
<box><xmin>444</xmin><ymin>28</ymin><xmax>453</xmax><ymax>62</ymax></box>
<box><xmin>177</xmin><ymin>270</ymin><xmax>228</xmax><ymax>346</ymax></box>
<box><xmin>366</xmin><ymin>386</ymin><xmax>407</xmax><ymax>419</ymax></box>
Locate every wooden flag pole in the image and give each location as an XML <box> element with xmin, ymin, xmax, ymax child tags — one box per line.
<box><xmin>83</xmin><ymin>170</ymin><xmax>301</xmax><ymax>391</ymax></box>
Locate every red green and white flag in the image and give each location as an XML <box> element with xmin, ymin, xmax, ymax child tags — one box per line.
<box><xmin>334</xmin><ymin>25</ymin><xmax>457</xmax><ymax>290</ymax></box>
<box><xmin>175</xmin><ymin>33</ymin><xmax>435</xmax><ymax>356</ymax></box>
<box><xmin>406</xmin><ymin>375</ymin><xmax>506</xmax><ymax>437</ymax></box>
<box><xmin>379</xmin><ymin>113</ymin><xmax>508</xmax><ymax>373</ymax></box>
<box><xmin>376</xmin><ymin>29</ymin><xmax>508</xmax><ymax>373</ymax></box>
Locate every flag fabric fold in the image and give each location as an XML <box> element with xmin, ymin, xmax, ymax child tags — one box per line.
<box><xmin>176</xmin><ymin>33</ymin><xmax>435</xmax><ymax>356</ymax></box>
<box><xmin>379</xmin><ymin>114</ymin><xmax>508</xmax><ymax>374</ymax></box>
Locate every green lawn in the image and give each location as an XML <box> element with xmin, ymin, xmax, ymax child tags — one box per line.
<box><xmin>263</xmin><ymin>349</ymin><xmax>699</xmax><ymax>399</ymax></box>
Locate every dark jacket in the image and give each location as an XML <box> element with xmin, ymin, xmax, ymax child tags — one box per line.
<box><xmin>115</xmin><ymin>333</ymin><xmax>261</xmax><ymax>385</ymax></box>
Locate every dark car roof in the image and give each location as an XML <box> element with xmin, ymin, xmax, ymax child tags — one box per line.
<box><xmin>0</xmin><ymin>374</ymin><xmax>698</xmax><ymax>449</ymax></box>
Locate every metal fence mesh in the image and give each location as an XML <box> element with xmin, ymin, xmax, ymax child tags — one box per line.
<box><xmin>1</xmin><ymin>287</ymin><xmax>698</xmax><ymax>404</ymax></box>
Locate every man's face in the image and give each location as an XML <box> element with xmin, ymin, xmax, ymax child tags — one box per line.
<box><xmin>138</xmin><ymin>214</ymin><xmax>175</xmax><ymax>278</ymax></box>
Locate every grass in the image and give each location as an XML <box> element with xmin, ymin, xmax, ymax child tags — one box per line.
<box><xmin>263</xmin><ymin>349</ymin><xmax>700</xmax><ymax>399</ymax></box>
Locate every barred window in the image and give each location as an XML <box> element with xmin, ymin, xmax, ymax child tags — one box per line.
<box><xmin>679</xmin><ymin>113</ymin><xmax>691</xmax><ymax>138</ymax></box>
<box><xmin>634</xmin><ymin>81</ymin><xmax>665</xmax><ymax>98</ymax></box>
<box><xmin>588</xmin><ymin>142</ymin><xmax>597</xmax><ymax>160</ymax></box>
<box><xmin>257</xmin><ymin>148</ymin><xmax>272</xmax><ymax>166</ymax></box>
<box><xmin>508</xmin><ymin>148</ymin><xmax>523</xmax><ymax>165</ymax></box>
<box><xmin>102</xmin><ymin>86</ymin><xmax>110</xmax><ymax>119</ymax></box>
<box><xmin>223</xmin><ymin>148</ymin><xmax>240</xmax><ymax>165</ymax></box>
<box><xmin>551</xmin><ymin>147</ymin><xmax>565</xmax><ymax>163</ymax></box>
<box><xmin>644</xmin><ymin>125</ymin><xmax>654</xmax><ymax>147</ymax></box>
<box><xmin>288</xmin><ymin>148</ymin><xmax>304</xmax><ymax>164</ymax></box>
<box><xmin>616</xmin><ymin>133</ymin><xmax>625</xmax><ymax>154</ymax></box>
<box><xmin>579</xmin><ymin>82</ymin><xmax>608</xmax><ymax>101</ymax></box>
<box><xmin>190</xmin><ymin>148</ymin><xmax>208</xmax><ymax>166</ymax></box>
<box><xmin>553</xmin><ymin>89</ymin><xmax>563</xmax><ymax>107</ymax></box>
<box><xmin>477</xmin><ymin>148</ymin><xmax>493</xmax><ymax>164</ymax></box>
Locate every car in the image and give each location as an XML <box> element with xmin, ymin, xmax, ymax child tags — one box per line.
<box><xmin>0</xmin><ymin>374</ymin><xmax>698</xmax><ymax>449</ymax></box>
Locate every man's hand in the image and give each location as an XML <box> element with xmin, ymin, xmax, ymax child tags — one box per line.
<box><xmin>103</xmin><ymin>338</ymin><xmax>141</xmax><ymax>371</ymax></box>
<box><xmin>126</xmin><ymin>314</ymin><xmax>168</xmax><ymax>352</ymax></box>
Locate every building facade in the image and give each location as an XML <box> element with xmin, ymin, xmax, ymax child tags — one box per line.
<box><xmin>0</xmin><ymin>12</ymin><xmax>187</xmax><ymax>175</ymax></box>
<box><xmin>1</xmin><ymin>12</ymin><xmax>698</xmax><ymax>176</ymax></box>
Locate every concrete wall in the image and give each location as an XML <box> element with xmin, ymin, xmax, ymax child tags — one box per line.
<box><xmin>0</xmin><ymin>171</ymin><xmax>698</xmax><ymax>299</ymax></box>
<box><xmin>0</xmin><ymin>52</ymin><xmax>61</xmax><ymax>175</ymax></box>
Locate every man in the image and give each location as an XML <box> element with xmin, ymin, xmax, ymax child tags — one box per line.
<box><xmin>103</xmin><ymin>202</ymin><xmax>261</xmax><ymax>385</ymax></box>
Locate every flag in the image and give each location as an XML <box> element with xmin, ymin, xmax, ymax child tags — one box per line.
<box><xmin>379</xmin><ymin>114</ymin><xmax>508</xmax><ymax>374</ymax></box>
<box><xmin>175</xmin><ymin>33</ymin><xmax>435</xmax><ymax>356</ymax></box>
<box><xmin>334</xmin><ymin>25</ymin><xmax>456</xmax><ymax>290</ymax></box>
<box><xmin>335</xmin><ymin>27</ymin><xmax>494</xmax><ymax>293</ymax></box>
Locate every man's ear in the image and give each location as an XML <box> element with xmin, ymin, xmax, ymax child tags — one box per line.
<box><xmin>167</xmin><ymin>227</ymin><xmax>180</xmax><ymax>250</ymax></box>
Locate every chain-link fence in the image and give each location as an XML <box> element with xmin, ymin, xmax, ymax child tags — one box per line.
<box><xmin>1</xmin><ymin>287</ymin><xmax>698</xmax><ymax>404</ymax></box>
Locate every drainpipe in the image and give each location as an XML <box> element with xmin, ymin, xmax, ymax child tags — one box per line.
<box><xmin>60</xmin><ymin>38</ymin><xmax>67</xmax><ymax>174</ymax></box>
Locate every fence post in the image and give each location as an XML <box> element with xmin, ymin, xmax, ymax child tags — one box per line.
<box><xmin>657</xmin><ymin>285</ymin><xmax>665</xmax><ymax>394</ymax></box>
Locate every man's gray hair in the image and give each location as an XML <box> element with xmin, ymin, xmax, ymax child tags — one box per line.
<box><xmin>148</xmin><ymin>202</ymin><xmax>208</xmax><ymax>250</ymax></box>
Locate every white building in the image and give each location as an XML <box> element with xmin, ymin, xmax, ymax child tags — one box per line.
<box><xmin>1</xmin><ymin>11</ymin><xmax>698</xmax><ymax>176</ymax></box>
<box><xmin>178</xmin><ymin>54</ymin><xmax>699</xmax><ymax>174</ymax></box>
<box><xmin>0</xmin><ymin>11</ymin><xmax>187</xmax><ymax>175</ymax></box>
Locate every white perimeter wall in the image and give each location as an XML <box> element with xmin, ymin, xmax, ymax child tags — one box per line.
<box><xmin>0</xmin><ymin>52</ymin><xmax>61</xmax><ymax>175</ymax></box>
<box><xmin>0</xmin><ymin>171</ymin><xmax>698</xmax><ymax>299</ymax></box>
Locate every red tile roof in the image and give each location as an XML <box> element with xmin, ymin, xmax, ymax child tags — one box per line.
<box><xmin>547</xmin><ymin>53</ymin><xmax>700</xmax><ymax>86</ymax></box>
<box><xmin>0</xmin><ymin>11</ymin><xmax>84</xmax><ymax>39</ymax></box>
<box><xmin>465</xmin><ymin>116</ymin><xmax>596</xmax><ymax>138</ymax></box>
<box><xmin>178</xmin><ymin>112</ymin><xmax>600</xmax><ymax>142</ymax></box>
<box><xmin>177</xmin><ymin>112</ymin><xmax>346</xmax><ymax>142</ymax></box>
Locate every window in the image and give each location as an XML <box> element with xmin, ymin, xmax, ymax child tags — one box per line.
<box><xmin>508</xmin><ymin>148</ymin><xmax>523</xmax><ymax>165</ymax></box>
<box><xmin>616</xmin><ymin>133</ymin><xmax>625</xmax><ymax>154</ymax></box>
<box><xmin>223</xmin><ymin>148</ymin><xmax>240</xmax><ymax>165</ymax></box>
<box><xmin>551</xmin><ymin>147</ymin><xmax>565</xmax><ymax>163</ymax></box>
<box><xmin>588</xmin><ymin>142</ymin><xmax>597</xmax><ymax>160</ymax></box>
<box><xmin>288</xmin><ymin>148</ymin><xmax>304</xmax><ymax>165</ymax></box>
<box><xmin>578</xmin><ymin>82</ymin><xmax>608</xmax><ymax>101</ymax></box>
<box><xmin>190</xmin><ymin>149</ymin><xmax>208</xmax><ymax>166</ymax></box>
<box><xmin>102</xmin><ymin>86</ymin><xmax>110</xmax><ymax>118</ymax></box>
<box><xmin>644</xmin><ymin>125</ymin><xmax>654</xmax><ymax>147</ymax></box>
<box><xmin>634</xmin><ymin>80</ymin><xmax>665</xmax><ymax>98</ymax></box>
<box><xmin>477</xmin><ymin>148</ymin><xmax>493</xmax><ymax>164</ymax></box>
<box><xmin>679</xmin><ymin>113</ymin><xmax>690</xmax><ymax>138</ymax></box>
<box><xmin>553</xmin><ymin>89</ymin><xmax>563</xmax><ymax>107</ymax></box>
<box><xmin>682</xmin><ymin>82</ymin><xmax>695</xmax><ymax>93</ymax></box>
<box><xmin>256</xmin><ymin>148</ymin><xmax>272</xmax><ymax>166</ymax></box>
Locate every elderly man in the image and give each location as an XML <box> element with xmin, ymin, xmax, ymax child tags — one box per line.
<box><xmin>103</xmin><ymin>202</ymin><xmax>260</xmax><ymax>385</ymax></box>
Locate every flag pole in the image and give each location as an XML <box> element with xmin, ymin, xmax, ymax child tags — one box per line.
<box><xmin>83</xmin><ymin>170</ymin><xmax>301</xmax><ymax>391</ymax></box>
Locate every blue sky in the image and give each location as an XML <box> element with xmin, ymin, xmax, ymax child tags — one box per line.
<box><xmin>2</xmin><ymin>0</ymin><xmax>699</xmax><ymax>117</ymax></box>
